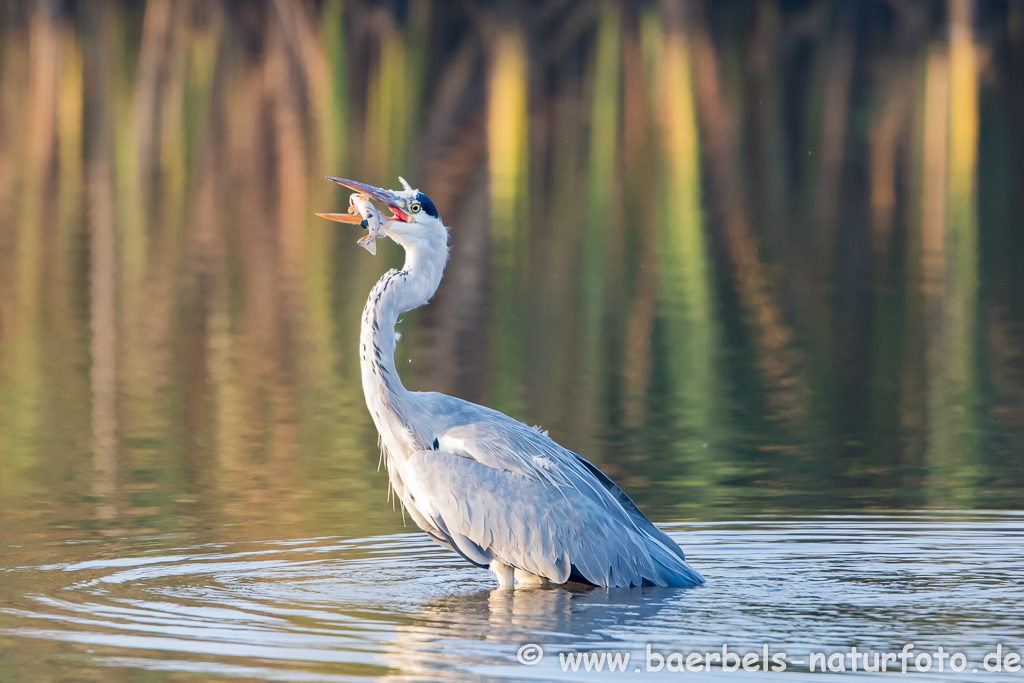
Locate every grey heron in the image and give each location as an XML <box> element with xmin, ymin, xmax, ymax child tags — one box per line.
<box><xmin>318</xmin><ymin>176</ymin><xmax>705</xmax><ymax>589</ymax></box>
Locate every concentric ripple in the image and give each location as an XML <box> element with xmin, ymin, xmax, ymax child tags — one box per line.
<box><xmin>2</xmin><ymin>513</ymin><xmax>1023</xmax><ymax>682</ymax></box>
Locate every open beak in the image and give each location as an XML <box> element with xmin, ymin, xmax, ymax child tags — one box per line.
<box><xmin>316</xmin><ymin>177</ymin><xmax>411</xmax><ymax>223</ymax></box>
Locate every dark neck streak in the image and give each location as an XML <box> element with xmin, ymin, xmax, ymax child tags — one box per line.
<box><xmin>360</xmin><ymin>269</ymin><xmax>416</xmax><ymax>454</ymax></box>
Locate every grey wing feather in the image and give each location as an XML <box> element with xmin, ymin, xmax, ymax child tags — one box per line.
<box><xmin>404</xmin><ymin>449</ymin><xmax>610</xmax><ymax>584</ymax></box>
<box><xmin>403</xmin><ymin>397</ymin><xmax>704</xmax><ymax>587</ymax></box>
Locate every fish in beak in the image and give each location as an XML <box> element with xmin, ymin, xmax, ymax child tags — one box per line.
<box><xmin>315</xmin><ymin>190</ymin><xmax>386</xmax><ymax>254</ymax></box>
<box><xmin>317</xmin><ymin>177</ymin><xmax>412</xmax><ymax>223</ymax></box>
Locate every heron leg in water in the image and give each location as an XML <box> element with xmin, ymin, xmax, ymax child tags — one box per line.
<box><xmin>489</xmin><ymin>560</ymin><xmax>514</xmax><ymax>589</ymax></box>
<box><xmin>514</xmin><ymin>568</ymin><xmax>550</xmax><ymax>587</ymax></box>
<box><xmin>489</xmin><ymin>560</ymin><xmax>550</xmax><ymax>588</ymax></box>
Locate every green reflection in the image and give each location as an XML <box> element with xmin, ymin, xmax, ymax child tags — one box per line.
<box><xmin>0</xmin><ymin>0</ymin><xmax>1021</xmax><ymax>555</ymax></box>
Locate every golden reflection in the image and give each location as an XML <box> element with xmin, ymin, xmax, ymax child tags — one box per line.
<box><xmin>924</xmin><ymin>0</ymin><xmax>981</xmax><ymax>506</ymax></box>
<box><xmin>486</xmin><ymin>23</ymin><xmax>529</xmax><ymax>416</ymax></box>
<box><xmin>649</xmin><ymin>6</ymin><xmax>718</xmax><ymax>494</ymax></box>
<box><xmin>487</xmin><ymin>27</ymin><xmax>528</xmax><ymax>239</ymax></box>
<box><xmin>0</xmin><ymin>0</ymin><xmax>1020</xmax><ymax>544</ymax></box>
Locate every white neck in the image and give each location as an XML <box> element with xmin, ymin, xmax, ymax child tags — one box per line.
<box><xmin>359</xmin><ymin>229</ymin><xmax>448</xmax><ymax>459</ymax></box>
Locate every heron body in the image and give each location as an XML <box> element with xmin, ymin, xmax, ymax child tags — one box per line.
<box><xmin>319</xmin><ymin>177</ymin><xmax>705</xmax><ymax>589</ymax></box>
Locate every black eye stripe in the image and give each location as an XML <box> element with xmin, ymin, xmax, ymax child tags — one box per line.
<box><xmin>415</xmin><ymin>192</ymin><xmax>438</xmax><ymax>218</ymax></box>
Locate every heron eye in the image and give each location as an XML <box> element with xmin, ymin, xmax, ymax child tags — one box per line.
<box><xmin>410</xmin><ymin>202</ymin><xmax>421</xmax><ymax>213</ymax></box>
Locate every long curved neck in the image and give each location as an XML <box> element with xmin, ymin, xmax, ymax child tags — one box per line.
<box><xmin>360</xmin><ymin>240</ymin><xmax>447</xmax><ymax>457</ymax></box>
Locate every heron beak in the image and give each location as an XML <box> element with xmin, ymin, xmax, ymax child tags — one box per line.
<box><xmin>323</xmin><ymin>176</ymin><xmax>411</xmax><ymax>222</ymax></box>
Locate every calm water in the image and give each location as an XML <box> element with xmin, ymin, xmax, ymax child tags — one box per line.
<box><xmin>2</xmin><ymin>1</ymin><xmax>1024</xmax><ymax>680</ymax></box>
<box><xmin>3</xmin><ymin>514</ymin><xmax>1024</xmax><ymax>682</ymax></box>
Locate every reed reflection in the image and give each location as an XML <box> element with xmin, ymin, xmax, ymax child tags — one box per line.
<box><xmin>0</xmin><ymin>0</ymin><xmax>1022</xmax><ymax>544</ymax></box>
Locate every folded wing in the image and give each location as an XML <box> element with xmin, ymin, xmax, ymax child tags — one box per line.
<box><xmin>401</xmin><ymin>429</ymin><xmax>704</xmax><ymax>587</ymax></box>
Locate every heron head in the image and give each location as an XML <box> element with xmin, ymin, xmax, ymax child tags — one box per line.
<box><xmin>317</xmin><ymin>176</ymin><xmax>446</xmax><ymax>254</ymax></box>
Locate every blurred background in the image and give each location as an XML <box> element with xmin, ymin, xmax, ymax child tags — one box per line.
<box><xmin>1</xmin><ymin>0</ymin><xmax>1023</xmax><ymax>545</ymax></box>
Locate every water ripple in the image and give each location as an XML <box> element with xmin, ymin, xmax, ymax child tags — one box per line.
<box><xmin>2</xmin><ymin>514</ymin><xmax>1023</xmax><ymax>681</ymax></box>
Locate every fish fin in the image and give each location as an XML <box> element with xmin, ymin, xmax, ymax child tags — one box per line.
<box><xmin>357</xmin><ymin>235</ymin><xmax>377</xmax><ymax>255</ymax></box>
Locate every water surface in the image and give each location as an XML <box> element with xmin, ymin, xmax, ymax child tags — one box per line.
<box><xmin>3</xmin><ymin>513</ymin><xmax>1022</xmax><ymax>681</ymax></box>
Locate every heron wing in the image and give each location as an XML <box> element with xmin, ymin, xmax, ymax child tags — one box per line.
<box><xmin>431</xmin><ymin>401</ymin><xmax>693</xmax><ymax>557</ymax></box>
<box><xmin>401</xmin><ymin>447</ymin><xmax>704</xmax><ymax>588</ymax></box>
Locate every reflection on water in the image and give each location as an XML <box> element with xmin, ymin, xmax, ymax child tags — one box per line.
<box><xmin>0</xmin><ymin>1</ymin><xmax>1022</xmax><ymax>540</ymax></box>
<box><xmin>2</xmin><ymin>514</ymin><xmax>1023</xmax><ymax>682</ymax></box>
<box><xmin>1</xmin><ymin>0</ymin><xmax>1024</xmax><ymax>679</ymax></box>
